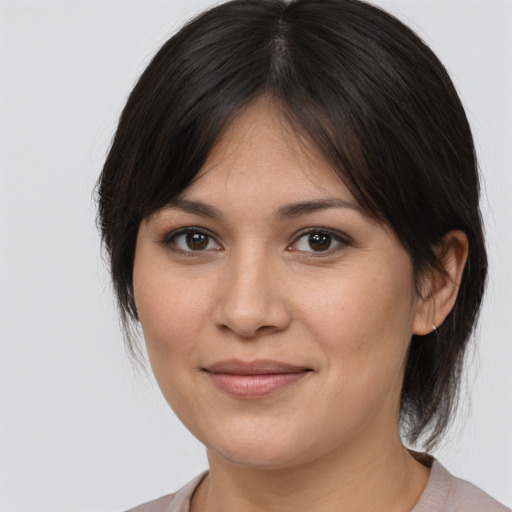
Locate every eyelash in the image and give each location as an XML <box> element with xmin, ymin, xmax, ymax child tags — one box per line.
<box><xmin>288</xmin><ymin>228</ymin><xmax>352</xmax><ymax>256</ymax></box>
<box><xmin>159</xmin><ymin>227</ymin><xmax>221</xmax><ymax>256</ymax></box>
<box><xmin>159</xmin><ymin>227</ymin><xmax>352</xmax><ymax>256</ymax></box>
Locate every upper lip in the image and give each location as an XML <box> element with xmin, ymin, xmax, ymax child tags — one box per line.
<box><xmin>203</xmin><ymin>359</ymin><xmax>312</xmax><ymax>375</ymax></box>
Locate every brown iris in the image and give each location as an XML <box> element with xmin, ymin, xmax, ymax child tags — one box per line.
<box><xmin>308</xmin><ymin>233</ymin><xmax>332</xmax><ymax>251</ymax></box>
<box><xmin>186</xmin><ymin>232</ymin><xmax>209</xmax><ymax>250</ymax></box>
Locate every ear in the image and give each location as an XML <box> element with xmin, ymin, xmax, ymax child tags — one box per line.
<box><xmin>412</xmin><ymin>230</ymin><xmax>469</xmax><ymax>335</ymax></box>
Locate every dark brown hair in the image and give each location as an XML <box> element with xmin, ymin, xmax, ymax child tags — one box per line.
<box><xmin>97</xmin><ymin>0</ymin><xmax>487</xmax><ymax>449</ymax></box>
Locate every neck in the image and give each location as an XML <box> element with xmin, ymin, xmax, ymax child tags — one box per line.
<box><xmin>191</xmin><ymin>435</ymin><xmax>430</xmax><ymax>512</ymax></box>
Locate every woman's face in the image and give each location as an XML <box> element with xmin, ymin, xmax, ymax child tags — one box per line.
<box><xmin>133</xmin><ymin>101</ymin><xmax>428</xmax><ymax>469</ymax></box>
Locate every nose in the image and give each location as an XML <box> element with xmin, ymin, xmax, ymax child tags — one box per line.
<box><xmin>212</xmin><ymin>251</ymin><xmax>292</xmax><ymax>339</ymax></box>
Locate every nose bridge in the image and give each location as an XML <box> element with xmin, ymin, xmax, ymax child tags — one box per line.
<box><xmin>212</xmin><ymin>243</ymin><xmax>290</xmax><ymax>338</ymax></box>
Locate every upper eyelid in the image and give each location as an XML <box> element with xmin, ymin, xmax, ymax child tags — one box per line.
<box><xmin>160</xmin><ymin>226</ymin><xmax>221</xmax><ymax>248</ymax></box>
<box><xmin>288</xmin><ymin>228</ymin><xmax>352</xmax><ymax>254</ymax></box>
<box><xmin>292</xmin><ymin>227</ymin><xmax>351</xmax><ymax>243</ymax></box>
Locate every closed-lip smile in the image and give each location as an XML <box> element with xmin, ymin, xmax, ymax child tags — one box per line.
<box><xmin>203</xmin><ymin>359</ymin><xmax>312</xmax><ymax>399</ymax></box>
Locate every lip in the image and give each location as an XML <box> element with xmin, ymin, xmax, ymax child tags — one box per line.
<box><xmin>203</xmin><ymin>359</ymin><xmax>312</xmax><ymax>399</ymax></box>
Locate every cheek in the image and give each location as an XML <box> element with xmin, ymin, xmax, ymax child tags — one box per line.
<box><xmin>295</xmin><ymin>259</ymin><xmax>416</xmax><ymax>382</ymax></box>
<box><xmin>134</xmin><ymin>273</ymin><xmax>212</xmax><ymax>360</ymax></box>
<box><xmin>299</xmin><ymin>266</ymin><xmax>414</xmax><ymax>341</ymax></box>
<box><xmin>137</xmin><ymin>283</ymin><xmax>198</xmax><ymax>335</ymax></box>
<box><xmin>294</xmin><ymin>267</ymin><xmax>416</xmax><ymax>437</ymax></box>
<box><xmin>133</xmin><ymin>260</ymin><xmax>214</xmax><ymax>421</ymax></box>
<box><xmin>132</xmin><ymin>234</ymin><xmax>215</xmax><ymax>363</ymax></box>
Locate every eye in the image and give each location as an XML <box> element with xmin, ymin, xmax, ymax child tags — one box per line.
<box><xmin>163</xmin><ymin>228</ymin><xmax>221</xmax><ymax>253</ymax></box>
<box><xmin>291</xmin><ymin>229</ymin><xmax>349</xmax><ymax>254</ymax></box>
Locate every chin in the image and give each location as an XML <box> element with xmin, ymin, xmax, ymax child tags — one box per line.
<box><xmin>211</xmin><ymin>444</ymin><xmax>309</xmax><ymax>470</ymax></box>
<box><xmin>202</xmin><ymin>423</ymin><xmax>324</xmax><ymax>471</ymax></box>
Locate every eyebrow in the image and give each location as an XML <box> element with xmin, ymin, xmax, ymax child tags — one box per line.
<box><xmin>275</xmin><ymin>198</ymin><xmax>361</xmax><ymax>221</ymax></box>
<box><xmin>163</xmin><ymin>197</ymin><xmax>360</xmax><ymax>222</ymax></box>
<box><xmin>165</xmin><ymin>198</ymin><xmax>224</xmax><ymax>220</ymax></box>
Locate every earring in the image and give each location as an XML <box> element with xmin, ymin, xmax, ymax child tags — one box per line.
<box><xmin>431</xmin><ymin>301</ymin><xmax>437</xmax><ymax>333</ymax></box>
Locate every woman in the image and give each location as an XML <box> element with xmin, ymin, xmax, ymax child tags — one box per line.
<box><xmin>97</xmin><ymin>0</ymin><xmax>509</xmax><ymax>510</ymax></box>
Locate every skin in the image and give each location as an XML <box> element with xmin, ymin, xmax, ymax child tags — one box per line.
<box><xmin>133</xmin><ymin>98</ymin><xmax>468</xmax><ymax>512</ymax></box>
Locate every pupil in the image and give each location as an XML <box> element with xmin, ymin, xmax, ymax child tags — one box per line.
<box><xmin>186</xmin><ymin>232</ymin><xmax>208</xmax><ymax>250</ymax></box>
<box><xmin>309</xmin><ymin>233</ymin><xmax>331</xmax><ymax>251</ymax></box>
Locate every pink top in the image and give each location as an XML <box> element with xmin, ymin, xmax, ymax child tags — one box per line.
<box><xmin>126</xmin><ymin>460</ymin><xmax>510</xmax><ymax>512</ymax></box>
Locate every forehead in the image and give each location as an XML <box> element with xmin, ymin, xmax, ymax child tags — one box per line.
<box><xmin>183</xmin><ymin>98</ymin><xmax>354</xmax><ymax>205</ymax></box>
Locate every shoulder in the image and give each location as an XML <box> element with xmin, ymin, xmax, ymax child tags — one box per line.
<box><xmin>444</xmin><ymin>468</ymin><xmax>510</xmax><ymax>512</ymax></box>
<box><xmin>414</xmin><ymin>459</ymin><xmax>510</xmax><ymax>512</ymax></box>
<box><xmin>124</xmin><ymin>472</ymin><xmax>207</xmax><ymax>512</ymax></box>
<box><xmin>125</xmin><ymin>493</ymin><xmax>176</xmax><ymax>512</ymax></box>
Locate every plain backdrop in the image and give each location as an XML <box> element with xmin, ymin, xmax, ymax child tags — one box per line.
<box><xmin>0</xmin><ymin>0</ymin><xmax>511</xmax><ymax>511</ymax></box>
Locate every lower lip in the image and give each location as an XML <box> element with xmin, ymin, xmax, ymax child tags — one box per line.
<box><xmin>206</xmin><ymin>372</ymin><xmax>309</xmax><ymax>399</ymax></box>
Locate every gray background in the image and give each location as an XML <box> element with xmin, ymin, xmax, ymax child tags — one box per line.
<box><xmin>1</xmin><ymin>0</ymin><xmax>511</xmax><ymax>510</ymax></box>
